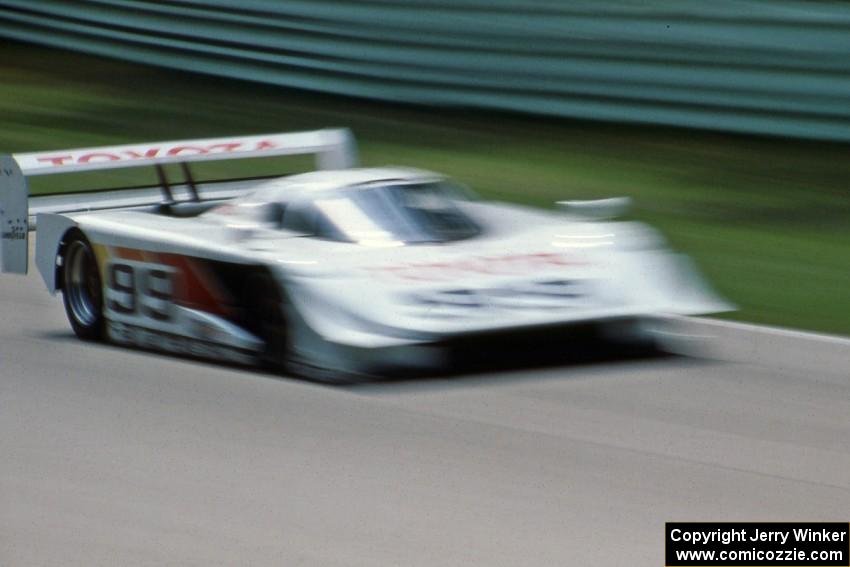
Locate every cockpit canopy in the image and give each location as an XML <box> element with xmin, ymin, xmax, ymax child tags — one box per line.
<box><xmin>275</xmin><ymin>181</ymin><xmax>481</xmax><ymax>244</ymax></box>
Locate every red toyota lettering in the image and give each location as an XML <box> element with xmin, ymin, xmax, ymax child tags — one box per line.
<box><xmin>206</xmin><ymin>143</ymin><xmax>242</xmax><ymax>153</ymax></box>
<box><xmin>79</xmin><ymin>152</ymin><xmax>121</xmax><ymax>163</ymax></box>
<box><xmin>123</xmin><ymin>148</ymin><xmax>161</xmax><ymax>159</ymax></box>
<box><xmin>36</xmin><ymin>155</ymin><xmax>73</xmax><ymax>166</ymax></box>
<box><xmin>167</xmin><ymin>146</ymin><xmax>208</xmax><ymax>156</ymax></box>
<box><xmin>254</xmin><ymin>140</ymin><xmax>277</xmax><ymax>151</ymax></box>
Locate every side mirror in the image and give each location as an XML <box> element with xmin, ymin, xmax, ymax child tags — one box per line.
<box><xmin>556</xmin><ymin>197</ymin><xmax>631</xmax><ymax>220</ymax></box>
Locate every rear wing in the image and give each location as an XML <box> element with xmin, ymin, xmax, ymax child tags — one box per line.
<box><xmin>0</xmin><ymin>128</ymin><xmax>357</xmax><ymax>274</ymax></box>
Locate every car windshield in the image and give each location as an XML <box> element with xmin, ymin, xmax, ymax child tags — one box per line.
<box><xmin>303</xmin><ymin>182</ymin><xmax>481</xmax><ymax>244</ymax></box>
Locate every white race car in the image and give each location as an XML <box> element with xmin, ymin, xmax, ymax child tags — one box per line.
<box><xmin>1</xmin><ymin>129</ymin><xmax>728</xmax><ymax>381</ymax></box>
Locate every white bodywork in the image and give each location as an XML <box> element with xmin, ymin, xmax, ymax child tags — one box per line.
<box><xmin>2</xmin><ymin>131</ymin><xmax>729</xmax><ymax>379</ymax></box>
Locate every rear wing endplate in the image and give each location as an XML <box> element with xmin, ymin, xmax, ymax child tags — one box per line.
<box><xmin>0</xmin><ymin>156</ymin><xmax>29</xmax><ymax>274</ymax></box>
<box><xmin>0</xmin><ymin>128</ymin><xmax>357</xmax><ymax>274</ymax></box>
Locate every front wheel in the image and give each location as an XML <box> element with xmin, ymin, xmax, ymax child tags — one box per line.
<box><xmin>244</xmin><ymin>272</ymin><xmax>289</xmax><ymax>369</ymax></box>
<box><xmin>61</xmin><ymin>231</ymin><xmax>104</xmax><ymax>340</ymax></box>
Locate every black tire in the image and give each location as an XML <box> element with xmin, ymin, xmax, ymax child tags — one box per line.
<box><xmin>244</xmin><ymin>272</ymin><xmax>289</xmax><ymax>369</ymax></box>
<box><xmin>599</xmin><ymin>318</ymin><xmax>663</xmax><ymax>358</ymax></box>
<box><xmin>61</xmin><ymin>230</ymin><xmax>105</xmax><ymax>340</ymax></box>
<box><xmin>243</xmin><ymin>272</ymin><xmax>367</xmax><ymax>384</ymax></box>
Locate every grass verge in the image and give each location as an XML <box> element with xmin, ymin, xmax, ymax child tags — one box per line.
<box><xmin>2</xmin><ymin>40</ymin><xmax>848</xmax><ymax>335</ymax></box>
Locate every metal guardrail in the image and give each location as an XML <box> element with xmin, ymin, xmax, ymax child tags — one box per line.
<box><xmin>1</xmin><ymin>1</ymin><xmax>850</xmax><ymax>140</ymax></box>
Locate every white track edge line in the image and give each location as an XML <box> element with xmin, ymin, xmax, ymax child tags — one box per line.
<box><xmin>683</xmin><ymin>316</ymin><xmax>850</xmax><ymax>346</ymax></box>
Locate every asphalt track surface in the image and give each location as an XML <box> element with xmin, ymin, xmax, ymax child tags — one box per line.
<box><xmin>2</xmin><ymin>247</ymin><xmax>849</xmax><ymax>566</ymax></box>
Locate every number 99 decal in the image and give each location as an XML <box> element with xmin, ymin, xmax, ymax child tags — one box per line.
<box><xmin>106</xmin><ymin>260</ymin><xmax>175</xmax><ymax>324</ymax></box>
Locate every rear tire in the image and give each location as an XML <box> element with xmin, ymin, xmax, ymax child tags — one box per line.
<box><xmin>61</xmin><ymin>230</ymin><xmax>105</xmax><ymax>340</ymax></box>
